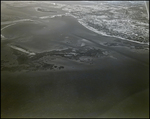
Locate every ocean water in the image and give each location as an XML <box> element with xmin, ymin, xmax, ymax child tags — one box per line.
<box><xmin>51</xmin><ymin>1</ymin><xmax>149</xmax><ymax>44</ymax></box>
<box><xmin>1</xmin><ymin>1</ymin><xmax>149</xmax><ymax>45</ymax></box>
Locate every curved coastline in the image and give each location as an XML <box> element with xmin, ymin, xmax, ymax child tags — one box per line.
<box><xmin>1</xmin><ymin>12</ymin><xmax>149</xmax><ymax>45</ymax></box>
<box><xmin>1</xmin><ymin>2</ymin><xmax>149</xmax><ymax>118</ymax></box>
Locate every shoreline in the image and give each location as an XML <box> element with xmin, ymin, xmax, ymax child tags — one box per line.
<box><xmin>1</xmin><ymin>15</ymin><xmax>149</xmax><ymax>45</ymax></box>
<box><xmin>1</xmin><ymin>2</ymin><xmax>149</xmax><ymax>118</ymax></box>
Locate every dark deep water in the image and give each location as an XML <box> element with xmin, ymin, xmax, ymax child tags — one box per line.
<box><xmin>1</xmin><ymin>60</ymin><xmax>149</xmax><ymax>117</ymax></box>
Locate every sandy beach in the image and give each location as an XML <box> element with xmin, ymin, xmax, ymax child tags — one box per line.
<box><xmin>1</xmin><ymin>1</ymin><xmax>149</xmax><ymax>118</ymax></box>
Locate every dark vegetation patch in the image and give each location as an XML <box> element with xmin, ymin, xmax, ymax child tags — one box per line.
<box><xmin>2</xmin><ymin>47</ymin><xmax>105</xmax><ymax>72</ymax></box>
<box><xmin>59</xmin><ymin>66</ymin><xmax>64</xmax><ymax>69</ymax></box>
<box><xmin>37</xmin><ymin>7</ymin><xmax>57</xmax><ymax>13</ymax></box>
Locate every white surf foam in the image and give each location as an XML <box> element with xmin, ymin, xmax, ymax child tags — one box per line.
<box><xmin>1</xmin><ymin>19</ymin><xmax>34</xmax><ymax>25</ymax></box>
<box><xmin>39</xmin><ymin>16</ymin><xmax>51</xmax><ymax>19</ymax></box>
<box><xmin>1</xmin><ymin>19</ymin><xmax>34</xmax><ymax>39</ymax></box>
<box><xmin>9</xmin><ymin>45</ymin><xmax>36</xmax><ymax>56</ymax></box>
<box><xmin>51</xmin><ymin>14</ymin><xmax>64</xmax><ymax>18</ymax></box>
<box><xmin>1</xmin><ymin>23</ymin><xmax>16</xmax><ymax>31</ymax></box>
<box><xmin>1</xmin><ymin>23</ymin><xmax>16</xmax><ymax>39</ymax></box>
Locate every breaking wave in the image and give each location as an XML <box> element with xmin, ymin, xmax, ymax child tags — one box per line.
<box><xmin>9</xmin><ymin>45</ymin><xmax>36</xmax><ymax>56</ymax></box>
<box><xmin>1</xmin><ymin>19</ymin><xmax>35</xmax><ymax>39</ymax></box>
